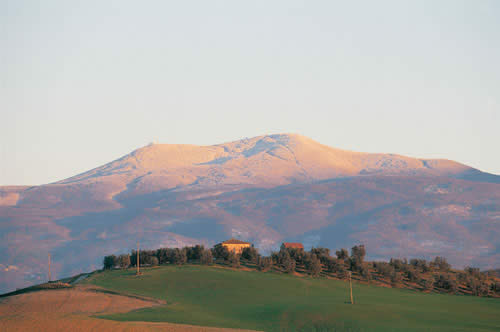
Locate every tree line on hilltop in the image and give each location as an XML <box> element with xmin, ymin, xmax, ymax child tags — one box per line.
<box><xmin>103</xmin><ymin>243</ymin><xmax>500</xmax><ymax>297</ymax></box>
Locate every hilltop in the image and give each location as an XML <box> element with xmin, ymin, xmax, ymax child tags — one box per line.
<box><xmin>0</xmin><ymin>134</ymin><xmax>499</xmax><ymax>293</ymax></box>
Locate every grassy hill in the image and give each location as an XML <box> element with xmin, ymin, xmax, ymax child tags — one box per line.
<box><xmin>83</xmin><ymin>265</ymin><xmax>500</xmax><ymax>332</ymax></box>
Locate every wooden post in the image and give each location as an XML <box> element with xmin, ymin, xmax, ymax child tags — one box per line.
<box><xmin>136</xmin><ymin>241</ymin><xmax>140</xmax><ymax>275</ymax></box>
<box><xmin>349</xmin><ymin>271</ymin><xmax>354</xmax><ymax>304</ymax></box>
<box><xmin>48</xmin><ymin>253</ymin><xmax>51</xmax><ymax>282</ymax></box>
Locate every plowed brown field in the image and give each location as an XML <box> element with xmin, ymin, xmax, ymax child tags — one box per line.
<box><xmin>0</xmin><ymin>285</ymin><xmax>255</xmax><ymax>331</ymax></box>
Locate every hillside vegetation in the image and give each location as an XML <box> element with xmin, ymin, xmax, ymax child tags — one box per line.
<box><xmin>103</xmin><ymin>244</ymin><xmax>500</xmax><ymax>298</ymax></box>
<box><xmin>85</xmin><ymin>265</ymin><xmax>500</xmax><ymax>332</ymax></box>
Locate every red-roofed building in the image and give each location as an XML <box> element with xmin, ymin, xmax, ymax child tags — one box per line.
<box><xmin>281</xmin><ymin>242</ymin><xmax>304</xmax><ymax>250</ymax></box>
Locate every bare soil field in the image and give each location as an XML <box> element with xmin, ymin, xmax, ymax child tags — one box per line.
<box><xmin>0</xmin><ymin>285</ymin><xmax>255</xmax><ymax>332</ymax></box>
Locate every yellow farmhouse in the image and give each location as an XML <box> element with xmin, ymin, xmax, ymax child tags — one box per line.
<box><xmin>221</xmin><ymin>238</ymin><xmax>251</xmax><ymax>254</ymax></box>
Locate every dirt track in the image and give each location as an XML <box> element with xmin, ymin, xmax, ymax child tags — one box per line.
<box><xmin>0</xmin><ymin>285</ymin><xmax>254</xmax><ymax>332</ymax></box>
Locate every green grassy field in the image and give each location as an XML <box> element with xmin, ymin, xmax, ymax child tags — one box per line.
<box><xmin>85</xmin><ymin>265</ymin><xmax>500</xmax><ymax>332</ymax></box>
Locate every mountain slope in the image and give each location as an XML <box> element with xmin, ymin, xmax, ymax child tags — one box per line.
<box><xmin>0</xmin><ymin>134</ymin><xmax>499</xmax><ymax>293</ymax></box>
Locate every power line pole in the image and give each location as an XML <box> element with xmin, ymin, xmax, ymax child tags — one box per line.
<box><xmin>48</xmin><ymin>253</ymin><xmax>51</xmax><ymax>282</ymax></box>
<box><xmin>136</xmin><ymin>240</ymin><xmax>140</xmax><ymax>275</ymax></box>
<box><xmin>349</xmin><ymin>271</ymin><xmax>354</xmax><ymax>304</ymax></box>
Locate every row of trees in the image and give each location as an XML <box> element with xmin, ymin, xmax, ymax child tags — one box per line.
<box><xmin>103</xmin><ymin>245</ymin><xmax>214</xmax><ymax>269</ymax></box>
<box><xmin>103</xmin><ymin>243</ymin><xmax>499</xmax><ymax>297</ymax></box>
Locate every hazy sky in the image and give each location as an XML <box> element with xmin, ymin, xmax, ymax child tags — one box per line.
<box><xmin>1</xmin><ymin>0</ymin><xmax>499</xmax><ymax>185</ymax></box>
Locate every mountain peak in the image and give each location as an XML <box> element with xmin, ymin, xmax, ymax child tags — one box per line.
<box><xmin>57</xmin><ymin>133</ymin><xmax>483</xmax><ymax>190</ymax></box>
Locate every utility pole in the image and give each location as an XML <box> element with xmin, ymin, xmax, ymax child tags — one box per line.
<box><xmin>349</xmin><ymin>271</ymin><xmax>354</xmax><ymax>304</ymax></box>
<box><xmin>48</xmin><ymin>253</ymin><xmax>51</xmax><ymax>282</ymax></box>
<box><xmin>136</xmin><ymin>240</ymin><xmax>140</xmax><ymax>275</ymax></box>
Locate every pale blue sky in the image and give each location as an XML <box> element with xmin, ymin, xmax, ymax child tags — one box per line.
<box><xmin>1</xmin><ymin>0</ymin><xmax>499</xmax><ymax>185</ymax></box>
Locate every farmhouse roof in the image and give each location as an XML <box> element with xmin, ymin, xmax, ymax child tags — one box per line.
<box><xmin>282</xmin><ymin>242</ymin><xmax>304</xmax><ymax>249</ymax></box>
<box><xmin>222</xmin><ymin>238</ymin><xmax>251</xmax><ymax>245</ymax></box>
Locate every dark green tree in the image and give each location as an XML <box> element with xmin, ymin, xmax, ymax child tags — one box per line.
<box><xmin>406</xmin><ymin>268</ymin><xmax>420</xmax><ymax>283</ymax></box>
<box><xmin>280</xmin><ymin>250</ymin><xmax>296</xmax><ymax>273</ymax></box>
<box><xmin>374</xmin><ymin>261</ymin><xmax>394</xmax><ymax>278</ymax></box>
<box><xmin>150</xmin><ymin>256</ymin><xmax>159</xmax><ymax>266</ymax></box>
<box><xmin>311</xmin><ymin>247</ymin><xmax>330</xmax><ymax>264</ymax></box>
<box><xmin>212</xmin><ymin>244</ymin><xmax>230</xmax><ymax>261</ymax></box>
<box><xmin>156</xmin><ymin>248</ymin><xmax>170</xmax><ymax>264</ymax></box>
<box><xmin>186</xmin><ymin>245</ymin><xmax>205</xmax><ymax>261</ymax></box>
<box><xmin>390</xmin><ymin>271</ymin><xmax>403</xmax><ymax>286</ymax></box>
<box><xmin>170</xmin><ymin>248</ymin><xmax>187</xmax><ymax>265</ymax></box>
<box><xmin>351</xmin><ymin>245</ymin><xmax>366</xmax><ymax>262</ymax></box>
<box><xmin>228</xmin><ymin>251</ymin><xmax>240</xmax><ymax>268</ymax></box>
<box><xmin>434</xmin><ymin>273</ymin><xmax>457</xmax><ymax>293</ymax></box>
<box><xmin>336</xmin><ymin>248</ymin><xmax>349</xmax><ymax>261</ymax></box>
<box><xmin>306</xmin><ymin>253</ymin><xmax>322</xmax><ymax>277</ymax></box>
<box><xmin>359</xmin><ymin>263</ymin><xmax>372</xmax><ymax>281</ymax></box>
<box><xmin>118</xmin><ymin>254</ymin><xmax>130</xmax><ymax>268</ymax></box>
<box><xmin>258</xmin><ymin>256</ymin><xmax>273</xmax><ymax>271</ymax></box>
<box><xmin>410</xmin><ymin>258</ymin><xmax>429</xmax><ymax>272</ymax></box>
<box><xmin>200</xmin><ymin>249</ymin><xmax>213</xmax><ymax>265</ymax></box>
<box><xmin>431</xmin><ymin>257</ymin><xmax>450</xmax><ymax>271</ymax></box>
<box><xmin>241</xmin><ymin>246</ymin><xmax>259</xmax><ymax>263</ymax></box>
<box><xmin>103</xmin><ymin>255</ymin><xmax>117</xmax><ymax>269</ymax></box>
<box><xmin>350</xmin><ymin>245</ymin><xmax>366</xmax><ymax>272</ymax></box>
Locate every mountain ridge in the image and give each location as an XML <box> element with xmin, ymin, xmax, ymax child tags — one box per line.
<box><xmin>56</xmin><ymin>133</ymin><xmax>481</xmax><ymax>188</ymax></box>
<box><xmin>0</xmin><ymin>134</ymin><xmax>499</xmax><ymax>294</ymax></box>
